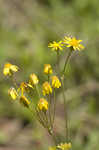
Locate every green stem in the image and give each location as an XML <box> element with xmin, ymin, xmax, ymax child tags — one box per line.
<box><xmin>36</xmin><ymin>109</ymin><xmax>47</xmax><ymax>128</ymax></box>
<box><xmin>61</xmin><ymin>49</ymin><xmax>73</xmax><ymax>142</ymax></box>
<box><xmin>29</xmin><ymin>106</ymin><xmax>57</xmax><ymax>144</ymax></box>
<box><xmin>28</xmin><ymin>107</ymin><xmax>45</xmax><ymax>127</ymax></box>
<box><xmin>52</xmin><ymin>89</ymin><xmax>56</xmax><ymax>128</ymax></box>
<box><xmin>57</xmin><ymin>51</ymin><xmax>60</xmax><ymax>65</ymax></box>
<box><xmin>63</xmin><ymin>49</ymin><xmax>72</xmax><ymax>74</ymax></box>
<box><xmin>61</xmin><ymin>76</ymin><xmax>69</xmax><ymax>142</ymax></box>
<box><xmin>35</xmin><ymin>85</ymin><xmax>40</xmax><ymax>98</ymax></box>
<box><xmin>44</xmin><ymin>111</ymin><xmax>49</xmax><ymax>128</ymax></box>
<box><xmin>48</xmin><ymin>94</ymin><xmax>52</xmax><ymax>128</ymax></box>
<box><xmin>57</xmin><ymin>51</ymin><xmax>60</xmax><ymax>75</ymax></box>
<box><xmin>48</xmin><ymin>74</ymin><xmax>50</xmax><ymax>83</ymax></box>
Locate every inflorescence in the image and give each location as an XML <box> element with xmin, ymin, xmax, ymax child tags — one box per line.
<box><xmin>3</xmin><ymin>35</ymin><xmax>84</xmax><ymax>149</ymax></box>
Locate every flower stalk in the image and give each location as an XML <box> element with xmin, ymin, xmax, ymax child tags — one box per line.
<box><xmin>63</xmin><ymin>49</ymin><xmax>73</xmax><ymax>75</ymax></box>
<box><xmin>61</xmin><ymin>49</ymin><xmax>73</xmax><ymax>142</ymax></box>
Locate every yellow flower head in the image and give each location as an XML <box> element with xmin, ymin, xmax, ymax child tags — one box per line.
<box><xmin>38</xmin><ymin>98</ymin><xmax>48</xmax><ymax>111</ymax></box>
<box><xmin>48</xmin><ymin>41</ymin><xmax>63</xmax><ymax>51</ymax></box>
<box><xmin>51</xmin><ymin>76</ymin><xmax>61</xmax><ymax>88</ymax></box>
<box><xmin>44</xmin><ymin>64</ymin><xmax>53</xmax><ymax>75</ymax></box>
<box><xmin>42</xmin><ymin>81</ymin><xmax>52</xmax><ymax>96</ymax></box>
<box><xmin>29</xmin><ymin>73</ymin><xmax>39</xmax><ymax>85</ymax></box>
<box><xmin>19</xmin><ymin>96</ymin><xmax>30</xmax><ymax>108</ymax></box>
<box><xmin>3</xmin><ymin>63</ymin><xmax>19</xmax><ymax>76</ymax></box>
<box><xmin>8</xmin><ymin>87</ymin><xmax>18</xmax><ymax>100</ymax></box>
<box><xmin>57</xmin><ymin>142</ymin><xmax>71</xmax><ymax>150</ymax></box>
<box><xmin>64</xmin><ymin>36</ymin><xmax>84</xmax><ymax>51</ymax></box>
<box><xmin>18</xmin><ymin>82</ymin><xmax>33</xmax><ymax>95</ymax></box>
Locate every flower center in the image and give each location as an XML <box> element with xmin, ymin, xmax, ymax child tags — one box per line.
<box><xmin>70</xmin><ymin>39</ymin><xmax>78</xmax><ymax>47</ymax></box>
<box><xmin>54</xmin><ymin>43</ymin><xmax>59</xmax><ymax>48</ymax></box>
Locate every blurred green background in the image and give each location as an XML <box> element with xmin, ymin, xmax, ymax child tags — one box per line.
<box><xmin>0</xmin><ymin>0</ymin><xmax>99</xmax><ymax>150</ymax></box>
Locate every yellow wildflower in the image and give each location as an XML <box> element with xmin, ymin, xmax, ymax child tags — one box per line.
<box><xmin>8</xmin><ymin>87</ymin><xmax>18</xmax><ymax>100</ymax></box>
<box><xmin>48</xmin><ymin>41</ymin><xmax>63</xmax><ymax>51</ymax></box>
<box><xmin>64</xmin><ymin>36</ymin><xmax>84</xmax><ymax>51</ymax></box>
<box><xmin>57</xmin><ymin>142</ymin><xmax>71</xmax><ymax>150</ymax></box>
<box><xmin>38</xmin><ymin>98</ymin><xmax>48</xmax><ymax>111</ymax></box>
<box><xmin>29</xmin><ymin>73</ymin><xmax>39</xmax><ymax>85</ymax></box>
<box><xmin>51</xmin><ymin>76</ymin><xmax>61</xmax><ymax>88</ymax></box>
<box><xmin>3</xmin><ymin>63</ymin><xmax>19</xmax><ymax>76</ymax></box>
<box><xmin>44</xmin><ymin>64</ymin><xmax>53</xmax><ymax>75</ymax></box>
<box><xmin>18</xmin><ymin>82</ymin><xmax>33</xmax><ymax>95</ymax></box>
<box><xmin>42</xmin><ymin>81</ymin><xmax>52</xmax><ymax>96</ymax></box>
<box><xmin>19</xmin><ymin>96</ymin><xmax>30</xmax><ymax>108</ymax></box>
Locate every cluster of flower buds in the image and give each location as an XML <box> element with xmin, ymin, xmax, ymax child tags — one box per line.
<box><xmin>3</xmin><ymin>62</ymin><xmax>61</xmax><ymax>135</ymax></box>
<box><xmin>3</xmin><ymin>62</ymin><xmax>39</xmax><ymax>108</ymax></box>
